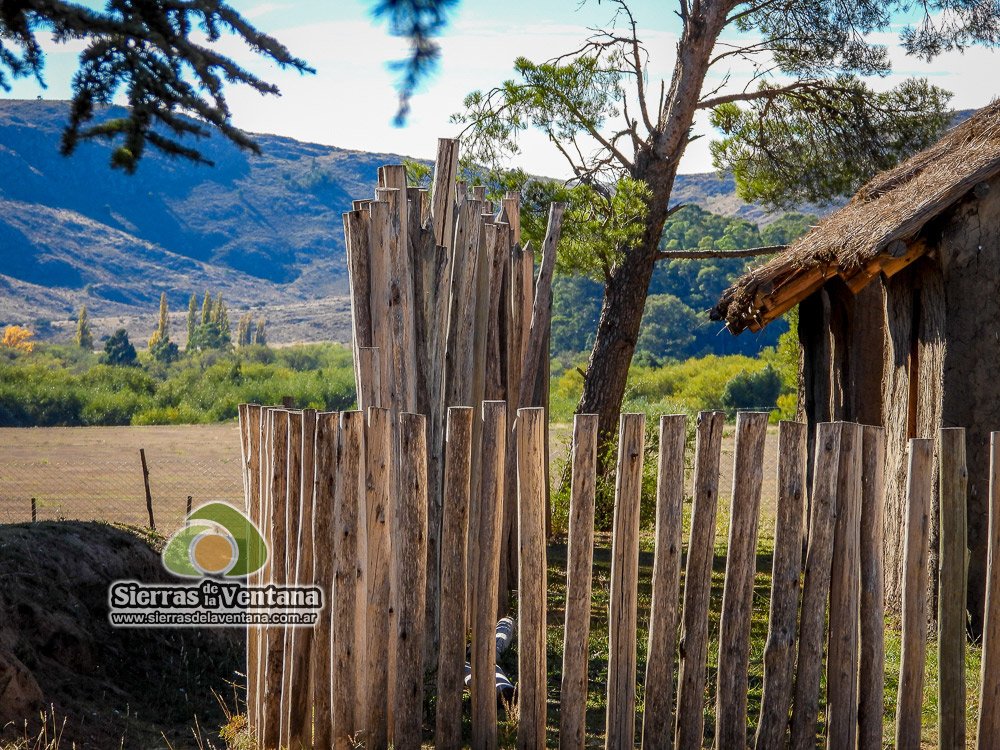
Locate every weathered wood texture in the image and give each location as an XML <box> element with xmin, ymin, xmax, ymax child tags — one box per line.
<box><xmin>312</xmin><ymin>412</ymin><xmax>338</xmax><ymax>749</ymax></box>
<box><xmin>605</xmin><ymin>414</ymin><xmax>646</xmax><ymax>750</ymax></box>
<box><xmin>436</xmin><ymin>407</ymin><xmax>474</xmax><ymax>750</ymax></box>
<box><xmin>938</xmin><ymin>428</ymin><xmax>968</xmax><ymax>750</ymax></box>
<box><xmin>790</xmin><ymin>421</ymin><xmax>843</xmax><ymax>750</ymax></box>
<box><xmin>978</xmin><ymin>432</ymin><xmax>1000</xmax><ymax>746</ymax></box>
<box><xmin>858</xmin><ymin>425</ymin><xmax>887</xmax><ymax>750</ymax></box>
<box><xmin>472</xmin><ymin>401</ymin><xmax>506</xmax><ymax>750</ymax></box>
<box><xmin>715</xmin><ymin>411</ymin><xmax>769</xmax><ymax>750</ymax></box>
<box><xmin>559</xmin><ymin>414</ymin><xmax>599</xmax><ymax>750</ymax></box>
<box><xmin>641</xmin><ymin>414</ymin><xmax>687</xmax><ymax>750</ymax></box>
<box><xmin>517</xmin><ymin>407</ymin><xmax>547</xmax><ymax>749</ymax></box>
<box><xmin>894</xmin><ymin>438</ymin><xmax>934</xmax><ymax>750</ymax></box>
<box><xmin>755</xmin><ymin>420</ymin><xmax>807</xmax><ymax>750</ymax></box>
<box><xmin>393</xmin><ymin>413</ymin><xmax>429</xmax><ymax>750</ymax></box>
<box><xmin>825</xmin><ymin>421</ymin><xmax>863</xmax><ymax>750</ymax></box>
<box><xmin>279</xmin><ymin>411</ymin><xmax>303</xmax><ymax>750</ymax></box>
<box><xmin>675</xmin><ymin>411</ymin><xmax>725</xmax><ymax>750</ymax></box>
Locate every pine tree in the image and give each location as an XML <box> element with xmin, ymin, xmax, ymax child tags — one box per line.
<box><xmin>253</xmin><ymin>319</ymin><xmax>267</xmax><ymax>347</ymax></box>
<box><xmin>148</xmin><ymin>293</ymin><xmax>169</xmax><ymax>349</ymax></box>
<box><xmin>75</xmin><ymin>304</ymin><xmax>93</xmax><ymax>350</ymax></box>
<box><xmin>237</xmin><ymin>313</ymin><xmax>253</xmax><ymax>347</ymax></box>
<box><xmin>186</xmin><ymin>294</ymin><xmax>197</xmax><ymax>351</ymax></box>
<box><xmin>102</xmin><ymin>329</ymin><xmax>137</xmax><ymax>367</ymax></box>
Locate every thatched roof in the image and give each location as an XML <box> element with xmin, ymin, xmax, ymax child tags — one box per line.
<box><xmin>712</xmin><ymin>101</ymin><xmax>1000</xmax><ymax>334</ymax></box>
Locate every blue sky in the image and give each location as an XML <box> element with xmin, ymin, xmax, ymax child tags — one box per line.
<box><xmin>5</xmin><ymin>1</ymin><xmax>998</xmax><ymax>176</ymax></box>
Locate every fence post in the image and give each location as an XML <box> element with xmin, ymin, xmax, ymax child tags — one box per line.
<box><xmin>755</xmin><ymin>420</ymin><xmax>807</xmax><ymax>750</ymax></box>
<box><xmin>357</xmin><ymin>346</ymin><xmax>381</xmax><ymax>412</ymax></box>
<box><xmin>436</xmin><ymin>407</ymin><xmax>474</xmax><ymax>750</ymax></box>
<box><xmin>790</xmin><ymin>421</ymin><xmax>843</xmax><ymax>750</ymax></box>
<box><xmin>139</xmin><ymin>448</ymin><xmax>155</xmax><ymax>530</ymax></box>
<box><xmin>715</xmin><ymin>411</ymin><xmax>769</xmax><ymax>749</ymax></box>
<box><xmin>826</xmin><ymin>422</ymin><xmax>863</xmax><ymax>750</ymax></box>
<box><xmin>978</xmin><ymin>432</ymin><xmax>1000</xmax><ymax>746</ymax></box>
<box><xmin>280</xmin><ymin>410</ymin><xmax>303</xmax><ymax>750</ymax></box>
<box><xmin>858</xmin><ymin>425</ymin><xmax>886</xmax><ymax>750</ymax></box>
<box><xmin>559</xmin><ymin>414</ymin><xmax>599</xmax><ymax>749</ymax></box>
<box><xmin>252</xmin><ymin>407</ymin><xmax>273</xmax><ymax>747</ymax></box>
<box><xmin>641</xmin><ymin>414</ymin><xmax>687</xmax><ymax>750</ymax></box>
<box><xmin>287</xmin><ymin>409</ymin><xmax>316</xmax><ymax>750</ymax></box>
<box><xmin>472</xmin><ymin>401</ymin><xmax>506</xmax><ymax>750</ymax></box>
<box><xmin>312</xmin><ymin>411</ymin><xmax>338</xmax><ymax>750</ymax></box>
<box><xmin>365</xmin><ymin>407</ymin><xmax>392</xmax><ymax>749</ymax></box>
<box><xmin>675</xmin><ymin>410</ymin><xmax>725</xmax><ymax>750</ymax></box>
<box><xmin>939</xmin><ymin>428</ymin><xmax>968</xmax><ymax>750</ymax></box>
<box><xmin>393</xmin><ymin>412</ymin><xmax>428</xmax><ymax>750</ymax></box>
<box><xmin>605</xmin><ymin>413</ymin><xmax>646</xmax><ymax>750</ymax></box>
<box><xmin>331</xmin><ymin>411</ymin><xmax>364</xmax><ymax>743</ymax></box>
<box><xmin>894</xmin><ymin>438</ymin><xmax>934</xmax><ymax>750</ymax></box>
<box><xmin>262</xmin><ymin>409</ymin><xmax>290</xmax><ymax>750</ymax></box>
<box><xmin>516</xmin><ymin>407</ymin><xmax>547</xmax><ymax>749</ymax></box>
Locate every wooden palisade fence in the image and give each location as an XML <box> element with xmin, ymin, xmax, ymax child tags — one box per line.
<box><xmin>239</xmin><ymin>396</ymin><xmax>1000</xmax><ymax>747</ymax></box>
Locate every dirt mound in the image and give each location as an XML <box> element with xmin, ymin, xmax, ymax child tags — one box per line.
<box><xmin>0</xmin><ymin>521</ymin><xmax>243</xmax><ymax>748</ymax></box>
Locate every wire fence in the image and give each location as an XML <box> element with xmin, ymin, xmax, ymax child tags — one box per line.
<box><xmin>0</xmin><ymin>425</ymin><xmax>245</xmax><ymax>533</ymax></box>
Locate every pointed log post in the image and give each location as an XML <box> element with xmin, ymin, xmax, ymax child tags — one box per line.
<box><xmin>675</xmin><ymin>411</ymin><xmax>725</xmax><ymax>750</ymax></box>
<box><xmin>312</xmin><ymin>412</ymin><xmax>339</xmax><ymax>749</ymax></box>
<box><xmin>858</xmin><ymin>426</ymin><xmax>886</xmax><ymax>750</ymax></box>
<box><xmin>605</xmin><ymin>413</ymin><xmax>646</xmax><ymax>750</ymax></box>
<box><xmin>790</xmin><ymin>422</ymin><xmax>844</xmax><ymax>750</ymax></box>
<box><xmin>472</xmin><ymin>402</ymin><xmax>506</xmax><ymax>750</ymax></box>
<box><xmin>345</xmin><ymin>209</ymin><xmax>373</xmax><ymax>395</ymax></box>
<box><xmin>894</xmin><ymin>438</ymin><xmax>934</xmax><ymax>750</ymax></box>
<box><xmin>826</xmin><ymin>422</ymin><xmax>863</xmax><ymax>750</ymax></box>
<box><xmin>368</xmin><ymin>200</ymin><xmax>393</xmax><ymax>410</ymax></box>
<box><xmin>436</xmin><ymin>407</ymin><xmax>474</xmax><ymax>749</ymax></box>
<box><xmin>517</xmin><ymin>407</ymin><xmax>547</xmax><ymax>749</ymax></box>
<box><xmin>393</xmin><ymin>413</ymin><xmax>428</xmax><ymax>750</ymax></box>
<box><xmin>754</xmin><ymin>420</ymin><xmax>808</xmax><ymax>750</ymax></box>
<box><xmin>559</xmin><ymin>414</ymin><xmax>599</xmax><ymax>750</ymax></box>
<box><xmin>715</xmin><ymin>412</ymin><xmax>769</xmax><ymax>750</ymax></box>
<box><xmin>431</xmin><ymin>138</ymin><xmax>460</xmax><ymax>253</ymax></box>
<box><xmin>977</xmin><ymin>433</ymin><xmax>1000</xmax><ymax>746</ymax></box>
<box><xmin>641</xmin><ymin>414</ymin><xmax>687</xmax><ymax>750</ymax></box>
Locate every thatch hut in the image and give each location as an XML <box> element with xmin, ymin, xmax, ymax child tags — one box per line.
<box><xmin>712</xmin><ymin>101</ymin><xmax>1000</xmax><ymax>625</ymax></box>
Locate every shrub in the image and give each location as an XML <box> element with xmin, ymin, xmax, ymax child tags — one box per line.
<box><xmin>721</xmin><ymin>364</ymin><xmax>782</xmax><ymax>413</ymax></box>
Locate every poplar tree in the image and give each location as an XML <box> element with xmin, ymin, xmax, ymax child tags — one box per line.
<box><xmin>75</xmin><ymin>304</ymin><xmax>93</xmax><ymax>350</ymax></box>
<box><xmin>253</xmin><ymin>319</ymin><xmax>268</xmax><ymax>347</ymax></box>
<box><xmin>186</xmin><ymin>294</ymin><xmax>197</xmax><ymax>351</ymax></box>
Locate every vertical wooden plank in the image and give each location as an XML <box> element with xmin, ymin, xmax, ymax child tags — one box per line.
<box><xmin>287</xmin><ymin>409</ymin><xmax>317</xmax><ymax>750</ymax></box>
<box><xmin>641</xmin><ymin>414</ymin><xmax>687</xmax><ymax>750</ymax></box>
<box><xmin>894</xmin><ymin>438</ymin><xmax>934</xmax><ymax>750</ymax></box>
<box><xmin>715</xmin><ymin>411</ymin><xmax>769</xmax><ymax>749</ymax></box>
<box><xmin>436</xmin><ymin>407</ymin><xmax>474</xmax><ymax>750</ymax></box>
<box><xmin>484</xmin><ymin>222</ymin><xmax>510</xmax><ymax>401</ymax></box>
<box><xmin>368</xmin><ymin>200</ymin><xmax>393</xmax><ymax>410</ymax></box>
<box><xmin>754</xmin><ymin>420</ymin><xmax>808</xmax><ymax>750</ymax></box>
<box><xmin>675</xmin><ymin>410</ymin><xmax>726</xmax><ymax>750</ymax></box>
<box><xmin>825</xmin><ymin>422</ymin><xmax>863</xmax><ymax>750</ymax></box>
<box><xmin>472</xmin><ymin>401</ymin><xmax>506</xmax><ymax>750</ymax></box>
<box><xmin>241</xmin><ymin>404</ymin><xmax>263</xmax><ymax>735</ymax></box>
<box><xmin>262</xmin><ymin>409</ymin><xmax>290</xmax><ymax>750</ymax></box>
<box><xmin>559</xmin><ymin>414</ymin><xmax>599</xmax><ymax>750</ymax></box>
<box><xmin>517</xmin><ymin>407</ymin><xmax>547</xmax><ymax>749</ymax></box>
<box><xmin>364</xmin><ymin>407</ymin><xmax>392</xmax><ymax>750</ymax></box>
<box><xmin>977</xmin><ymin>432</ymin><xmax>1000</xmax><ymax>747</ymax></box>
<box><xmin>502</xmin><ymin>191</ymin><xmax>521</xmax><ymax>246</ymax></box>
<box><xmin>253</xmin><ymin>406</ymin><xmax>273</xmax><ymax>748</ymax></box>
<box><xmin>280</xmin><ymin>410</ymin><xmax>303</xmax><ymax>750</ymax></box>
<box><xmin>357</xmin><ymin>346</ymin><xmax>381</xmax><ymax>411</ymax></box>
<box><xmin>431</xmin><ymin>138</ymin><xmax>460</xmax><ymax>252</ymax></box>
<box><xmin>443</xmin><ymin>199</ymin><xmax>485</xmax><ymax>409</ymax></box>
<box><xmin>790</xmin><ymin>421</ymin><xmax>844</xmax><ymax>750</ymax></box>
<box><xmin>393</xmin><ymin>413</ymin><xmax>429</xmax><ymax>750</ymax></box>
<box><xmin>939</xmin><ymin>428</ymin><xmax>967</xmax><ymax>750</ymax></box>
<box><xmin>332</xmin><ymin>412</ymin><xmax>363</xmax><ymax>747</ymax></box>
<box><xmin>312</xmin><ymin>412</ymin><xmax>339</xmax><ymax>750</ymax></box>
<box><xmin>344</xmin><ymin>209</ymin><xmax>373</xmax><ymax>395</ymax></box>
<box><xmin>858</xmin><ymin>425</ymin><xmax>887</xmax><ymax>750</ymax></box>
<box><xmin>605</xmin><ymin>413</ymin><xmax>646</xmax><ymax>750</ymax></box>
